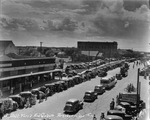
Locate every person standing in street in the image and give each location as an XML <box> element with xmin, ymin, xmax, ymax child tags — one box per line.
<box><xmin>110</xmin><ymin>98</ymin><xmax>115</xmax><ymax>110</ymax></box>
<box><xmin>100</xmin><ymin>113</ymin><xmax>105</xmax><ymax>120</ymax></box>
<box><xmin>25</xmin><ymin>98</ymin><xmax>31</xmax><ymax>108</ymax></box>
<box><xmin>93</xmin><ymin>114</ymin><xmax>97</xmax><ymax>120</ymax></box>
<box><xmin>45</xmin><ymin>87</ymin><xmax>49</xmax><ymax>101</ymax></box>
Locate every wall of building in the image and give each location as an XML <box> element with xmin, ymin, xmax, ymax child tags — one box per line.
<box><xmin>78</xmin><ymin>41</ymin><xmax>118</xmax><ymax>57</ymax></box>
<box><xmin>4</xmin><ymin>43</ymin><xmax>18</xmax><ymax>55</ymax></box>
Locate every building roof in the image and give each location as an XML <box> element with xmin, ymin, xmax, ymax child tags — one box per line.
<box><xmin>0</xmin><ymin>41</ymin><xmax>14</xmax><ymax>51</ymax></box>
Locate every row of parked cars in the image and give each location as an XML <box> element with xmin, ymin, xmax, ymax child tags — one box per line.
<box><xmin>63</xmin><ymin>61</ymin><xmax>125</xmax><ymax>114</ymax></box>
<box><xmin>66</xmin><ymin>59</ymin><xmax>106</xmax><ymax>72</ymax></box>
<box><xmin>0</xmin><ymin>59</ymin><xmax>126</xmax><ymax>119</ymax></box>
<box><xmin>0</xmin><ymin>67</ymin><xmax>101</xmax><ymax>118</ymax></box>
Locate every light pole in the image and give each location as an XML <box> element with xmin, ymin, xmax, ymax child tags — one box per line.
<box><xmin>40</xmin><ymin>42</ymin><xmax>43</xmax><ymax>57</ymax></box>
<box><xmin>136</xmin><ymin>68</ymin><xmax>140</xmax><ymax>113</ymax></box>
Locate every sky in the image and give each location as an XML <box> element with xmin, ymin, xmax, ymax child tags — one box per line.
<box><xmin>0</xmin><ymin>0</ymin><xmax>150</xmax><ymax>52</ymax></box>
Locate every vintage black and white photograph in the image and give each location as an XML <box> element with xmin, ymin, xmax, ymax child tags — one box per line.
<box><xmin>0</xmin><ymin>0</ymin><xmax>149</xmax><ymax>120</ymax></box>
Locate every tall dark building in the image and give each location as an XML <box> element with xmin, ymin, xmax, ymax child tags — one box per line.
<box><xmin>77</xmin><ymin>41</ymin><xmax>118</xmax><ymax>57</ymax></box>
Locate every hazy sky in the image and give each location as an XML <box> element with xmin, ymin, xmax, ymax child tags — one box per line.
<box><xmin>0</xmin><ymin>0</ymin><xmax>150</xmax><ymax>52</ymax></box>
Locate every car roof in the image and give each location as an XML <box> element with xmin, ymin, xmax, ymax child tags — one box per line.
<box><xmin>105</xmin><ymin>115</ymin><xmax>123</xmax><ymax>120</ymax></box>
<box><xmin>108</xmin><ymin>110</ymin><xmax>125</xmax><ymax>114</ymax></box>
<box><xmin>101</xmin><ymin>77</ymin><xmax>110</xmax><ymax>80</ymax></box>
<box><xmin>0</xmin><ymin>98</ymin><xmax>13</xmax><ymax>102</ymax></box>
<box><xmin>85</xmin><ymin>91</ymin><xmax>93</xmax><ymax>93</ymax></box>
<box><xmin>31</xmin><ymin>88</ymin><xmax>39</xmax><ymax>91</ymax></box>
<box><xmin>95</xmin><ymin>85</ymin><xmax>103</xmax><ymax>87</ymax></box>
<box><xmin>9</xmin><ymin>95</ymin><xmax>21</xmax><ymax>98</ymax></box>
<box><xmin>67</xmin><ymin>98</ymin><xmax>79</xmax><ymax>103</ymax></box>
<box><xmin>45</xmin><ymin>83</ymin><xmax>55</xmax><ymax>85</ymax></box>
<box><xmin>20</xmin><ymin>91</ymin><xmax>32</xmax><ymax>94</ymax></box>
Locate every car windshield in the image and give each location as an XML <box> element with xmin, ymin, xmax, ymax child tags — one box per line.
<box><xmin>66</xmin><ymin>103</ymin><xmax>73</xmax><ymax>106</ymax></box>
<box><xmin>95</xmin><ymin>86</ymin><xmax>100</xmax><ymax>89</ymax></box>
<box><xmin>101</xmin><ymin>80</ymin><xmax>109</xmax><ymax>84</ymax></box>
<box><xmin>85</xmin><ymin>93</ymin><xmax>91</xmax><ymax>96</ymax></box>
<box><xmin>66</xmin><ymin>102</ymin><xmax>74</xmax><ymax>105</ymax></box>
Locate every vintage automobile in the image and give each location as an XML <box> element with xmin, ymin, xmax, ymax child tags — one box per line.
<box><xmin>114</xmin><ymin>105</ymin><xmax>126</xmax><ymax>113</ymax></box>
<box><xmin>64</xmin><ymin>99</ymin><xmax>83</xmax><ymax>113</ymax></box>
<box><xmin>72</xmin><ymin>76</ymin><xmax>80</xmax><ymax>85</ymax></box>
<box><xmin>94</xmin><ymin>85</ymin><xmax>105</xmax><ymax>95</ymax></box>
<box><xmin>105</xmin><ymin>115</ymin><xmax>123</xmax><ymax>120</ymax></box>
<box><xmin>0</xmin><ymin>98</ymin><xmax>17</xmax><ymax>114</ymax></box>
<box><xmin>62</xmin><ymin>73</ymin><xmax>68</xmax><ymax>77</ymax></box>
<box><xmin>100</xmin><ymin>76</ymin><xmax>117</xmax><ymax>90</ymax></box>
<box><xmin>31</xmin><ymin>88</ymin><xmax>46</xmax><ymax>99</ymax></box>
<box><xmin>0</xmin><ymin>101</ymin><xmax>4</xmax><ymax>119</ymax></box>
<box><xmin>58</xmin><ymin>81</ymin><xmax>67</xmax><ymax>90</ymax></box>
<box><xmin>19</xmin><ymin>91</ymin><xmax>37</xmax><ymax>105</ymax></box>
<box><xmin>44</xmin><ymin>83</ymin><xmax>55</xmax><ymax>95</ymax></box>
<box><xmin>98</xmin><ymin>70</ymin><xmax>107</xmax><ymax>77</ymax></box>
<box><xmin>9</xmin><ymin>95</ymin><xmax>24</xmax><ymax>108</ymax></box>
<box><xmin>83</xmin><ymin>91</ymin><xmax>97</xmax><ymax>102</ymax></box>
<box><xmin>116</xmin><ymin>73</ymin><xmax>122</xmax><ymax>80</ymax></box>
<box><xmin>120</xmin><ymin>67</ymin><xmax>128</xmax><ymax>77</ymax></box>
<box><xmin>12</xmin><ymin>100</ymin><xmax>18</xmax><ymax>111</ymax></box>
<box><xmin>38</xmin><ymin>86</ymin><xmax>47</xmax><ymax>93</ymax></box>
<box><xmin>54</xmin><ymin>81</ymin><xmax>64</xmax><ymax>92</ymax></box>
<box><xmin>107</xmin><ymin>110</ymin><xmax>132</xmax><ymax>120</ymax></box>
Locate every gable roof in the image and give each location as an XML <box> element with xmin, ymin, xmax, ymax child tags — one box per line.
<box><xmin>0</xmin><ymin>41</ymin><xmax>14</xmax><ymax>51</ymax></box>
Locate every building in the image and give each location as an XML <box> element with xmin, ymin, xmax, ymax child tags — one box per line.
<box><xmin>0</xmin><ymin>41</ymin><xmax>18</xmax><ymax>55</ymax></box>
<box><xmin>77</xmin><ymin>41</ymin><xmax>118</xmax><ymax>58</ymax></box>
<box><xmin>0</xmin><ymin>41</ymin><xmax>61</xmax><ymax>93</ymax></box>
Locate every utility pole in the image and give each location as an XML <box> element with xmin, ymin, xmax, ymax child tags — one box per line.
<box><xmin>40</xmin><ymin>42</ymin><xmax>43</xmax><ymax>57</ymax></box>
<box><xmin>136</xmin><ymin>68</ymin><xmax>140</xmax><ymax>112</ymax></box>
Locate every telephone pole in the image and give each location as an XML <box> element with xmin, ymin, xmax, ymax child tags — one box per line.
<box><xmin>40</xmin><ymin>42</ymin><xmax>43</xmax><ymax>57</ymax></box>
<box><xmin>136</xmin><ymin>68</ymin><xmax>140</xmax><ymax>112</ymax></box>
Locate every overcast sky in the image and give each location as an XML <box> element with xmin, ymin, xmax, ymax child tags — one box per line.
<box><xmin>0</xmin><ymin>0</ymin><xmax>150</xmax><ymax>52</ymax></box>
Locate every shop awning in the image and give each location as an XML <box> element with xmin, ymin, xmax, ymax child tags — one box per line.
<box><xmin>0</xmin><ymin>69</ymin><xmax>63</xmax><ymax>81</ymax></box>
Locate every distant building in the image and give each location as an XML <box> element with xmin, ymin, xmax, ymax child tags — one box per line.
<box><xmin>0</xmin><ymin>41</ymin><xmax>18</xmax><ymax>55</ymax></box>
<box><xmin>77</xmin><ymin>41</ymin><xmax>118</xmax><ymax>57</ymax></box>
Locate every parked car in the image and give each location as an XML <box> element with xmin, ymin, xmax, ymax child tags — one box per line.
<box><xmin>12</xmin><ymin>100</ymin><xmax>18</xmax><ymax>111</ymax></box>
<box><xmin>64</xmin><ymin>99</ymin><xmax>83</xmax><ymax>113</ymax></box>
<box><xmin>45</xmin><ymin>83</ymin><xmax>55</xmax><ymax>95</ymax></box>
<box><xmin>107</xmin><ymin>110</ymin><xmax>132</xmax><ymax>120</ymax></box>
<box><xmin>94</xmin><ymin>85</ymin><xmax>105</xmax><ymax>95</ymax></box>
<box><xmin>54</xmin><ymin>81</ymin><xmax>63</xmax><ymax>92</ymax></box>
<box><xmin>19</xmin><ymin>91</ymin><xmax>37</xmax><ymax>105</ymax></box>
<box><xmin>9</xmin><ymin>95</ymin><xmax>24</xmax><ymax>108</ymax></box>
<box><xmin>116</xmin><ymin>74</ymin><xmax>122</xmax><ymax>80</ymax></box>
<box><xmin>98</xmin><ymin>70</ymin><xmax>107</xmax><ymax>77</ymax></box>
<box><xmin>0</xmin><ymin>98</ymin><xmax>16</xmax><ymax>114</ymax></box>
<box><xmin>31</xmin><ymin>89</ymin><xmax>45</xmax><ymax>99</ymax></box>
<box><xmin>105</xmin><ymin>115</ymin><xmax>123</xmax><ymax>120</ymax></box>
<box><xmin>0</xmin><ymin>101</ymin><xmax>4</xmax><ymax>119</ymax></box>
<box><xmin>114</xmin><ymin>105</ymin><xmax>126</xmax><ymax>113</ymax></box>
<box><xmin>83</xmin><ymin>91</ymin><xmax>97</xmax><ymax>102</ymax></box>
<box><xmin>38</xmin><ymin>86</ymin><xmax>47</xmax><ymax>93</ymax></box>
